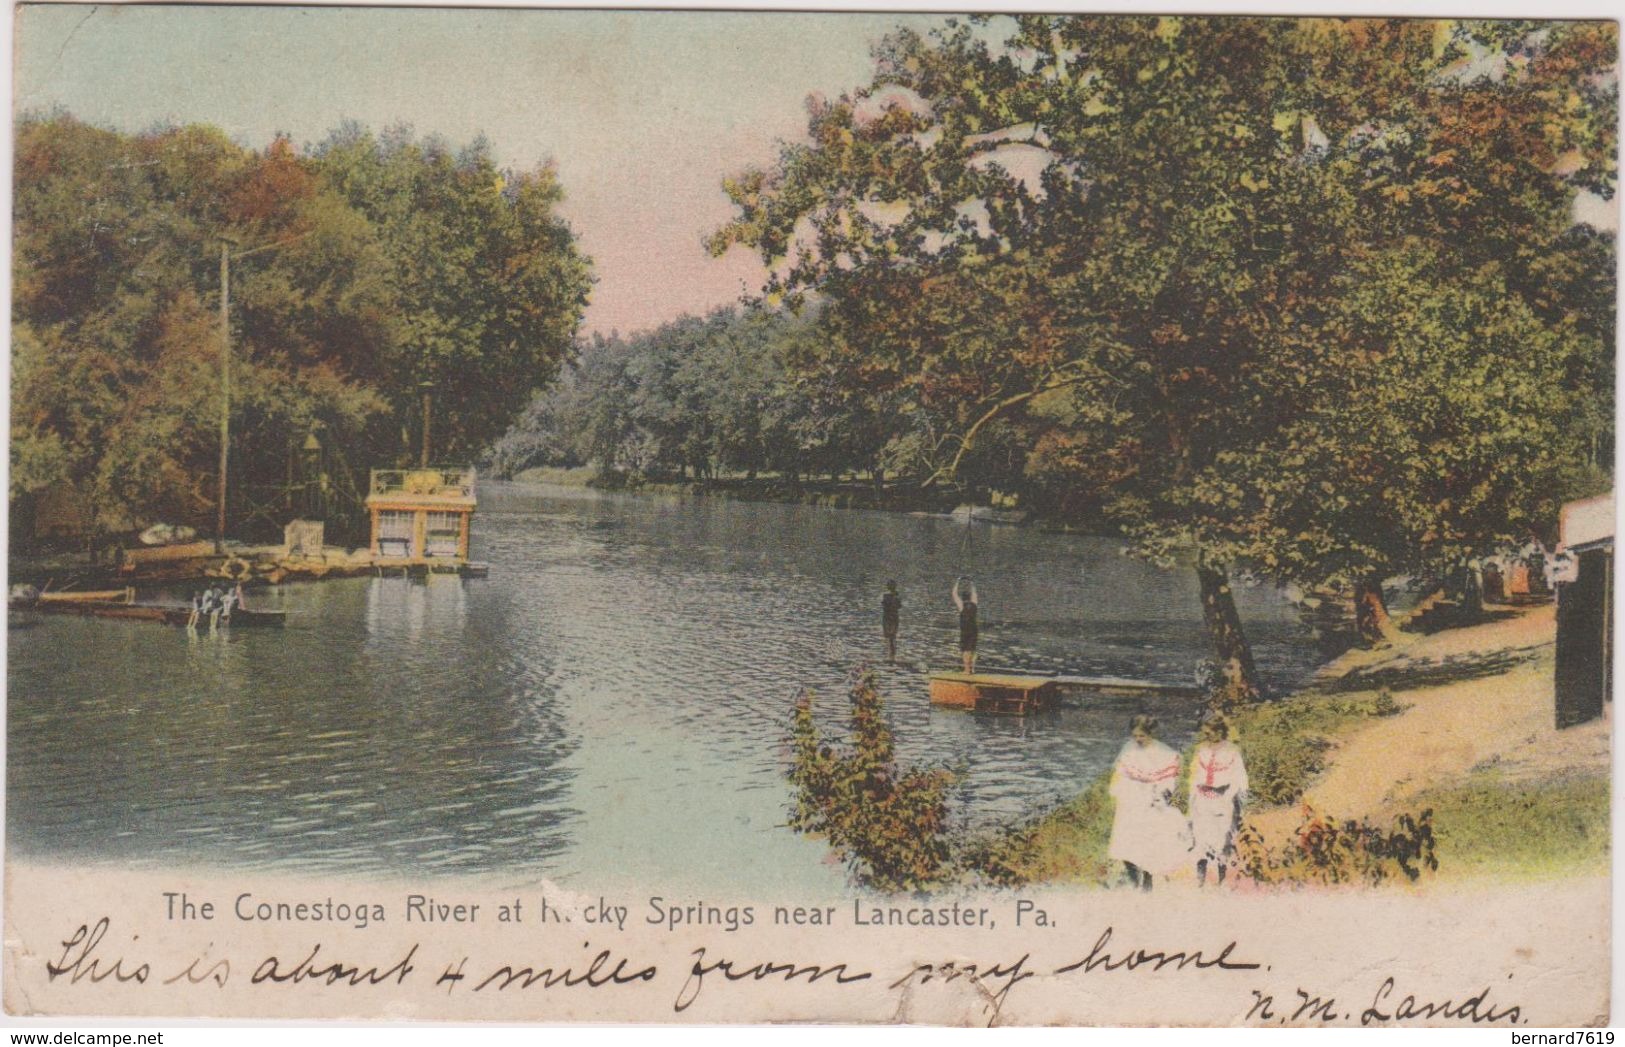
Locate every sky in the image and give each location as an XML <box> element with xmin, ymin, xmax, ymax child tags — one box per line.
<box><xmin>14</xmin><ymin>4</ymin><xmax>1617</xmax><ymax>337</ymax></box>
<box><xmin>14</xmin><ymin>4</ymin><xmax>951</xmax><ymax>337</ymax></box>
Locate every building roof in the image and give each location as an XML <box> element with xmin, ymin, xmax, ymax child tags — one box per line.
<box><xmin>1560</xmin><ymin>491</ymin><xmax>1615</xmax><ymax>552</ymax></box>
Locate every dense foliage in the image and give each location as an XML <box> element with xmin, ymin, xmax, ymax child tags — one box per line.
<box><xmin>788</xmin><ymin>671</ymin><xmax>957</xmax><ymax>891</ymax></box>
<box><xmin>710</xmin><ymin>16</ymin><xmax>1616</xmax><ymax>689</ymax></box>
<box><xmin>491</xmin><ymin>305</ymin><xmax>910</xmax><ymax>487</ymax></box>
<box><xmin>12</xmin><ymin>114</ymin><xmax>592</xmax><ymax>539</ymax></box>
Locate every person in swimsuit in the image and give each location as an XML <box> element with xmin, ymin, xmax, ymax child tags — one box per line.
<box><xmin>952</xmin><ymin>577</ymin><xmax>978</xmax><ymax>673</ymax></box>
<box><xmin>881</xmin><ymin>581</ymin><xmax>902</xmax><ymax>663</ymax></box>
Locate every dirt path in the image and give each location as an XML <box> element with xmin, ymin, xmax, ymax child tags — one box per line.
<box><xmin>1252</xmin><ymin>604</ymin><xmax>1609</xmax><ymax>834</ymax></box>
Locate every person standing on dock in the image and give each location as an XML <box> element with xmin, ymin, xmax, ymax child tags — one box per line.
<box><xmin>186</xmin><ymin>590</ymin><xmax>203</xmax><ymax>631</ymax></box>
<box><xmin>1108</xmin><ymin>715</ymin><xmax>1190</xmax><ymax>892</ymax></box>
<box><xmin>881</xmin><ymin>581</ymin><xmax>902</xmax><ymax>663</ymax></box>
<box><xmin>953</xmin><ymin>577</ymin><xmax>979</xmax><ymax>673</ymax></box>
<box><xmin>1189</xmin><ymin>716</ymin><xmax>1249</xmax><ymax>886</ymax></box>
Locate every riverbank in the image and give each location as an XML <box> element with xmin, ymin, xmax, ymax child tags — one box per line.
<box><xmin>507</xmin><ymin>465</ymin><xmax>1110</xmax><ymax>529</ymax></box>
<box><xmin>8</xmin><ymin>541</ymin><xmax>482</xmax><ymax>593</ymax></box>
<box><xmin>982</xmin><ymin>602</ymin><xmax>1609</xmax><ymax>887</ymax></box>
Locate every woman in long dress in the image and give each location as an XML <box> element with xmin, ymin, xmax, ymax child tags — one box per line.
<box><xmin>1108</xmin><ymin>715</ymin><xmax>1189</xmax><ymax>891</ymax></box>
<box><xmin>1188</xmin><ymin>716</ymin><xmax>1249</xmax><ymax>886</ymax></box>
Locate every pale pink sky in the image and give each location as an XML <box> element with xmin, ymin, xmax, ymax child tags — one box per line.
<box><xmin>14</xmin><ymin>5</ymin><xmax>951</xmax><ymax>337</ymax></box>
<box><xmin>15</xmin><ymin>6</ymin><xmax>1617</xmax><ymax>337</ymax></box>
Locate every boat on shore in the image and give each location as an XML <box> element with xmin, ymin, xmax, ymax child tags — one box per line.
<box><xmin>37</xmin><ymin>588</ymin><xmax>135</xmax><ymax>604</ymax></box>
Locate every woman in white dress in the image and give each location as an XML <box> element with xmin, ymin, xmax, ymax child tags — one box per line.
<box><xmin>1188</xmin><ymin>716</ymin><xmax>1249</xmax><ymax>886</ymax></box>
<box><xmin>1108</xmin><ymin>715</ymin><xmax>1189</xmax><ymax>891</ymax></box>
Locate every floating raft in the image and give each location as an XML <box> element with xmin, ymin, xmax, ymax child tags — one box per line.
<box><xmin>929</xmin><ymin>671</ymin><xmax>1204</xmax><ymax>715</ymax></box>
<box><xmin>929</xmin><ymin>672</ymin><xmax>1059</xmax><ymax>715</ymax></box>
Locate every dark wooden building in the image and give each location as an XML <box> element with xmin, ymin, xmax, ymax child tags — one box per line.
<box><xmin>1554</xmin><ymin>492</ymin><xmax>1614</xmax><ymax>729</ymax></box>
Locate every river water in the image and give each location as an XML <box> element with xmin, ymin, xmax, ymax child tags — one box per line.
<box><xmin>7</xmin><ymin>482</ymin><xmax>1323</xmax><ymax>895</ymax></box>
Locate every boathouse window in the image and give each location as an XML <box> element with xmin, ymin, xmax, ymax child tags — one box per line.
<box><xmin>378</xmin><ymin>510</ymin><xmax>414</xmax><ymax>558</ymax></box>
<box><xmin>426</xmin><ymin>511</ymin><xmax>461</xmax><ymax>558</ymax></box>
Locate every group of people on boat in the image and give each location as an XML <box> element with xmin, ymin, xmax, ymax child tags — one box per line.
<box><xmin>877</xmin><ymin>576</ymin><xmax>979</xmax><ymax>669</ymax></box>
<box><xmin>1108</xmin><ymin>714</ymin><xmax>1250</xmax><ymax>891</ymax></box>
<box><xmin>186</xmin><ymin>583</ymin><xmax>244</xmax><ymax>631</ymax></box>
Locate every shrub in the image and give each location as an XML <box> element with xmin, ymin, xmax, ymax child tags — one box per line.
<box><xmin>1371</xmin><ymin>689</ymin><xmax>1402</xmax><ymax>717</ymax></box>
<box><xmin>1240</xmin><ymin>715</ymin><xmax>1333</xmax><ymax>806</ymax></box>
<box><xmin>1237</xmin><ymin>806</ymin><xmax>1439</xmax><ymax>886</ymax></box>
<box><xmin>787</xmin><ymin>670</ymin><xmax>958</xmax><ymax>890</ymax></box>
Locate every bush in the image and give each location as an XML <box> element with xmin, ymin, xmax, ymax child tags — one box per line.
<box><xmin>1237</xmin><ymin>806</ymin><xmax>1439</xmax><ymax>886</ymax></box>
<box><xmin>787</xmin><ymin>670</ymin><xmax>957</xmax><ymax>890</ymax></box>
<box><xmin>1240</xmin><ymin>710</ymin><xmax>1334</xmax><ymax>806</ymax></box>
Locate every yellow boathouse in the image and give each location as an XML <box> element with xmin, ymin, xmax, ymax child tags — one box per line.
<box><xmin>365</xmin><ymin>467</ymin><xmax>476</xmax><ymax>563</ymax></box>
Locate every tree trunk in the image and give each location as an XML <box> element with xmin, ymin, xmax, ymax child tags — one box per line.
<box><xmin>1353</xmin><ymin>573</ymin><xmax>1396</xmax><ymax>647</ymax></box>
<box><xmin>1196</xmin><ymin>559</ymin><xmax>1261</xmax><ymax>706</ymax></box>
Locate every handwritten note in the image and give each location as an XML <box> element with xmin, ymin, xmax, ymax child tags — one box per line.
<box><xmin>7</xmin><ymin>866</ymin><xmax>1606</xmax><ymax>1026</ymax></box>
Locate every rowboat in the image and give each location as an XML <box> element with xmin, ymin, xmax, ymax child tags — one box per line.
<box><xmin>33</xmin><ymin>600</ymin><xmax>286</xmax><ymax>628</ymax></box>
<box><xmin>37</xmin><ymin>589</ymin><xmax>134</xmax><ymax>604</ymax></box>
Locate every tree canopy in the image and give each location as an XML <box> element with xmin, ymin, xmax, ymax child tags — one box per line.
<box><xmin>13</xmin><ymin>113</ymin><xmax>593</xmax><ymax>537</ymax></box>
<box><xmin>712</xmin><ymin>16</ymin><xmax>1616</xmax><ymax>692</ymax></box>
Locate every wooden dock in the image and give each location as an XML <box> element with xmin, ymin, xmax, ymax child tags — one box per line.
<box><xmin>929</xmin><ymin>672</ymin><xmax>1059</xmax><ymax>715</ymax></box>
<box><xmin>929</xmin><ymin>670</ymin><xmax>1203</xmax><ymax>715</ymax></box>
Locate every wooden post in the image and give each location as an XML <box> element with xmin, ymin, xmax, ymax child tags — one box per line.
<box><xmin>419</xmin><ymin>381</ymin><xmax>434</xmax><ymax>469</ymax></box>
<box><xmin>413</xmin><ymin>510</ymin><xmax>427</xmax><ymax>560</ymax></box>
<box><xmin>459</xmin><ymin>511</ymin><xmax>470</xmax><ymax>562</ymax></box>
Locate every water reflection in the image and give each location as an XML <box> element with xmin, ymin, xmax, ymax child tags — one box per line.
<box><xmin>8</xmin><ymin>483</ymin><xmax>1321</xmax><ymax>893</ymax></box>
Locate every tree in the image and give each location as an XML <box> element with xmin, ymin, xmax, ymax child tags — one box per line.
<box><xmin>712</xmin><ymin>17</ymin><xmax>1339</xmax><ymax>700</ymax></box>
<box><xmin>714</xmin><ymin>16</ymin><xmax>1615</xmax><ymax>688</ymax></box>
<box><xmin>311</xmin><ymin>124</ymin><xmax>594</xmax><ymax>461</ymax></box>
<box><xmin>12</xmin><ymin>116</ymin><xmax>392</xmax><ymax>533</ymax></box>
<box><xmin>13</xmin><ymin>114</ymin><xmax>597</xmax><ymax>540</ymax></box>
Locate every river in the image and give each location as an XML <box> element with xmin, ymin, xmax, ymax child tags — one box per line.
<box><xmin>7</xmin><ymin>482</ymin><xmax>1324</xmax><ymax>895</ymax></box>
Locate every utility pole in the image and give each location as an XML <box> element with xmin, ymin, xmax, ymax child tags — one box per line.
<box><xmin>212</xmin><ymin>230</ymin><xmax>307</xmax><ymax>554</ymax></box>
<box><xmin>216</xmin><ymin>238</ymin><xmax>233</xmax><ymax>553</ymax></box>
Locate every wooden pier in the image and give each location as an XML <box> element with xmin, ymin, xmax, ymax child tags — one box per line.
<box><xmin>929</xmin><ymin>670</ymin><xmax>1203</xmax><ymax>715</ymax></box>
<box><xmin>929</xmin><ymin>672</ymin><xmax>1059</xmax><ymax>715</ymax></box>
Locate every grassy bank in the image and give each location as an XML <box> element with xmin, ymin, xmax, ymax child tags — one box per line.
<box><xmin>979</xmin><ymin>603</ymin><xmax>1607</xmax><ymax>888</ymax></box>
<box><xmin>1413</xmin><ymin>769</ymin><xmax>1609</xmax><ymax>880</ymax></box>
